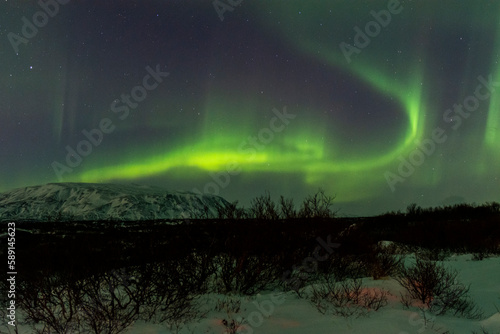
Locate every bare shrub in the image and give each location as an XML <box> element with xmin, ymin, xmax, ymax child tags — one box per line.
<box><xmin>78</xmin><ymin>270</ymin><xmax>144</xmax><ymax>334</ymax></box>
<box><xmin>213</xmin><ymin>253</ymin><xmax>280</xmax><ymax>295</ymax></box>
<box><xmin>216</xmin><ymin>201</ymin><xmax>247</xmax><ymax>220</ymax></box>
<box><xmin>215</xmin><ymin>297</ymin><xmax>241</xmax><ymax>314</ymax></box>
<box><xmin>281</xmin><ymin>264</ymin><xmax>318</xmax><ymax>298</ymax></box>
<box><xmin>279</xmin><ymin>195</ymin><xmax>297</xmax><ymax>219</ymax></box>
<box><xmin>369</xmin><ymin>246</ymin><xmax>403</xmax><ymax>280</ymax></box>
<box><xmin>406</xmin><ymin>203</ymin><xmax>423</xmax><ymax>219</ymax></box>
<box><xmin>249</xmin><ymin>191</ymin><xmax>279</xmax><ymax>220</ymax></box>
<box><xmin>430</xmin><ymin>283</ymin><xmax>483</xmax><ymax>319</ymax></box>
<box><xmin>396</xmin><ymin>258</ymin><xmax>482</xmax><ymax>318</ymax></box>
<box><xmin>310</xmin><ymin>278</ymin><xmax>388</xmax><ymax>318</ymax></box>
<box><xmin>298</xmin><ymin>188</ymin><xmax>337</xmax><ymax>219</ymax></box>
<box><xmin>15</xmin><ymin>272</ymin><xmax>84</xmax><ymax>334</ymax></box>
<box><xmin>396</xmin><ymin>258</ymin><xmax>451</xmax><ymax>306</ymax></box>
<box><xmin>221</xmin><ymin>318</ymin><xmax>245</xmax><ymax>334</ymax></box>
<box><xmin>319</xmin><ymin>253</ymin><xmax>366</xmax><ymax>282</ymax></box>
<box><xmin>138</xmin><ymin>262</ymin><xmax>204</xmax><ymax>333</ymax></box>
<box><xmin>174</xmin><ymin>252</ymin><xmax>214</xmax><ymax>295</ymax></box>
<box><xmin>15</xmin><ymin>268</ymin><xmax>149</xmax><ymax>334</ymax></box>
<box><xmin>216</xmin><ymin>297</ymin><xmax>245</xmax><ymax>334</ymax></box>
<box><xmin>418</xmin><ymin>247</ymin><xmax>452</xmax><ymax>261</ymax></box>
<box><xmin>472</xmin><ymin>251</ymin><xmax>491</xmax><ymax>261</ymax></box>
<box><xmin>400</xmin><ymin>292</ymin><xmax>413</xmax><ymax>309</ymax></box>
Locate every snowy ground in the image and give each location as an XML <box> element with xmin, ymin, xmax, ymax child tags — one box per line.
<box><xmin>127</xmin><ymin>254</ymin><xmax>500</xmax><ymax>334</ymax></box>
<box><xmin>5</xmin><ymin>254</ymin><xmax>499</xmax><ymax>334</ymax></box>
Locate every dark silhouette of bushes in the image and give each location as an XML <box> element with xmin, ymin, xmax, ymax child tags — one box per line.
<box><xmin>212</xmin><ymin>253</ymin><xmax>282</xmax><ymax>295</ymax></box>
<box><xmin>298</xmin><ymin>188</ymin><xmax>337</xmax><ymax>219</ymax></box>
<box><xmin>279</xmin><ymin>195</ymin><xmax>297</xmax><ymax>219</ymax></box>
<box><xmin>396</xmin><ymin>258</ymin><xmax>482</xmax><ymax>319</ymax></box>
<box><xmin>368</xmin><ymin>245</ymin><xmax>403</xmax><ymax>280</ymax></box>
<box><xmin>212</xmin><ymin>188</ymin><xmax>337</xmax><ymax>220</ymax></box>
<box><xmin>10</xmin><ymin>262</ymin><xmax>205</xmax><ymax>334</ymax></box>
<box><xmin>249</xmin><ymin>191</ymin><xmax>280</xmax><ymax>220</ymax></box>
<box><xmin>3</xmin><ymin>193</ymin><xmax>499</xmax><ymax>331</ymax></box>
<box><xmin>369</xmin><ymin>201</ymin><xmax>500</xmax><ymax>254</ymax></box>
<box><xmin>403</xmin><ymin>202</ymin><xmax>500</xmax><ymax>222</ymax></box>
<box><xmin>317</xmin><ymin>253</ymin><xmax>366</xmax><ymax>282</ymax></box>
<box><xmin>310</xmin><ymin>277</ymin><xmax>389</xmax><ymax>318</ymax></box>
<box><xmin>406</xmin><ymin>203</ymin><xmax>423</xmax><ymax>220</ymax></box>
<box><xmin>215</xmin><ymin>200</ymin><xmax>246</xmax><ymax>220</ymax></box>
<box><xmin>16</xmin><ymin>271</ymin><xmax>84</xmax><ymax>334</ymax></box>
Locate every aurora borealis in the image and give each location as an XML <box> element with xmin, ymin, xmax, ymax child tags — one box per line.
<box><xmin>1</xmin><ymin>0</ymin><xmax>499</xmax><ymax>215</ymax></box>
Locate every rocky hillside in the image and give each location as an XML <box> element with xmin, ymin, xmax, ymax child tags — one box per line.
<box><xmin>0</xmin><ymin>183</ymin><xmax>230</xmax><ymax>222</ymax></box>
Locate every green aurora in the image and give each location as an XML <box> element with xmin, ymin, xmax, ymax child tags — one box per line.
<box><xmin>1</xmin><ymin>1</ymin><xmax>499</xmax><ymax>215</ymax></box>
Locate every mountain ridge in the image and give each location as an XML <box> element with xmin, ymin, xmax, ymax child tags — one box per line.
<box><xmin>0</xmin><ymin>182</ymin><xmax>231</xmax><ymax>222</ymax></box>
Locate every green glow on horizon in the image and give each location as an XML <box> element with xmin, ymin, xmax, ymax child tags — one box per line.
<box><xmin>77</xmin><ymin>74</ymin><xmax>426</xmax><ymax>203</ymax></box>
<box><xmin>74</xmin><ymin>6</ymin><xmax>430</xmax><ymax>203</ymax></box>
<box><xmin>66</xmin><ymin>2</ymin><xmax>499</xmax><ymax>206</ymax></box>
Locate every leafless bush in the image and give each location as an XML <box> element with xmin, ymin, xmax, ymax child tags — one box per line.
<box><xmin>0</xmin><ymin>315</ymin><xmax>21</xmax><ymax>334</ymax></box>
<box><xmin>472</xmin><ymin>250</ymin><xmax>493</xmax><ymax>261</ymax></box>
<box><xmin>217</xmin><ymin>189</ymin><xmax>337</xmax><ymax>220</ymax></box>
<box><xmin>0</xmin><ymin>322</ymin><xmax>21</xmax><ymax>334</ymax></box>
<box><xmin>215</xmin><ymin>297</ymin><xmax>241</xmax><ymax>314</ymax></box>
<box><xmin>430</xmin><ymin>283</ymin><xmax>483</xmax><ymax>319</ymax></box>
<box><xmin>417</xmin><ymin>247</ymin><xmax>452</xmax><ymax>261</ymax></box>
<box><xmin>400</xmin><ymin>292</ymin><xmax>413</xmax><ymax>309</ymax></box>
<box><xmin>16</xmin><ymin>272</ymin><xmax>84</xmax><ymax>334</ymax></box>
<box><xmin>396</xmin><ymin>258</ymin><xmax>451</xmax><ymax>306</ymax></box>
<box><xmin>216</xmin><ymin>297</ymin><xmax>245</xmax><ymax>334</ymax></box>
<box><xmin>78</xmin><ymin>270</ymin><xmax>144</xmax><ymax>334</ymax></box>
<box><xmin>188</xmin><ymin>202</ymin><xmax>216</xmax><ymax>219</ymax></box>
<box><xmin>213</xmin><ymin>253</ymin><xmax>280</xmax><ymax>295</ymax></box>
<box><xmin>396</xmin><ymin>258</ymin><xmax>482</xmax><ymax>319</ymax></box>
<box><xmin>249</xmin><ymin>191</ymin><xmax>279</xmax><ymax>220</ymax></box>
<box><xmin>15</xmin><ymin>269</ymin><xmax>143</xmax><ymax>334</ymax></box>
<box><xmin>298</xmin><ymin>188</ymin><xmax>337</xmax><ymax>219</ymax></box>
<box><xmin>281</xmin><ymin>264</ymin><xmax>318</xmax><ymax>298</ymax></box>
<box><xmin>369</xmin><ymin>247</ymin><xmax>403</xmax><ymax>280</ymax></box>
<box><xmin>13</xmin><ymin>264</ymin><xmax>203</xmax><ymax>334</ymax></box>
<box><xmin>310</xmin><ymin>278</ymin><xmax>388</xmax><ymax>318</ymax></box>
<box><xmin>406</xmin><ymin>203</ymin><xmax>423</xmax><ymax>219</ymax></box>
<box><xmin>174</xmin><ymin>252</ymin><xmax>214</xmax><ymax>295</ymax></box>
<box><xmin>279</xmin><ymin>195</ymin><xmax>297</xmax><ymax>219</ymax></box>
<box><xmin>361</xmin><ymin>288</ymin><xmax>390</xmax><ymax>311</ymax></box>
<box><xmin>319</xmin><ymin>254</ymin><xmax>366</xmax><ymax>282</ymax></box>
<box><xmin>216</xmin><ymin>201</ymin><xmax>247</xmax><ymax>219</ymax></box>
<box><xmin>137</xmin><ymin>262</ymin><xmax>204</xmax><ymax>333</ymax></box>
<box><xmin>221</xmin><ymin>318</ymin><xmax>245</xmax><ymax>334</ymax></box>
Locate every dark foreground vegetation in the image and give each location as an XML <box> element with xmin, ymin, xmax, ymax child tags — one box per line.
<box><xmin>0</xmin><ymin>191</ymin><xmax>499</xmax><ymax>333</ymax></box>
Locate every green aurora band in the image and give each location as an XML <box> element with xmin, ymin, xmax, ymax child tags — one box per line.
<box><xmin>68</xmin><ymin>1</ymin><xmax>498</xmax><ymax>204</ymax></box>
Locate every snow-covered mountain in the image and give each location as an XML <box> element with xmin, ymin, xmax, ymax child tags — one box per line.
<box><xmin>0</xmin><ymin>182</ymin><xmax>231</xmax><ymax>222</ymax></box>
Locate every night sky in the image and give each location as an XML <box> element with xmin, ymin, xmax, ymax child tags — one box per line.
<box><xmin>1</xmin><ymin>0</ymin><xmax>499</xmax><ymax>216</ymax></box>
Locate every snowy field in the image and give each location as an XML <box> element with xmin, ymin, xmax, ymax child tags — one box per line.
<box><xmin>121</xmin><ymin>254</ymin><xmax>500</xmax><ymax>334</ymax></box>
<box><xmin>3</xmin><ymin>253</ymin><xmax>499</xmax><ymax>333</ymax></box>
